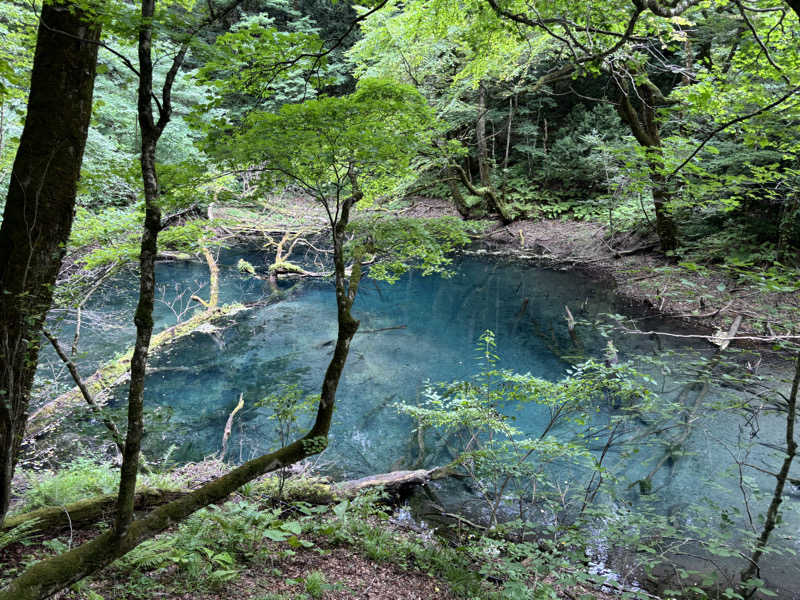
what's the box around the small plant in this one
[237,258,256,275]
[0,519,39,552]
[303,570,329,599]
[22,457,119,510]
[256,384,317,497]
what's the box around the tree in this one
[0,41,463,600]
[351,0,800,256]
[0,0,101,526]
[739,351,799,596]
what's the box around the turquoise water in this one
[38,247,800,596]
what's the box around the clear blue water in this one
[37,247,800,596]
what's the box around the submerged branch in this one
[42,330,125,455]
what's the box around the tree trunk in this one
[739,352,799,596]
[0,2,100,526]
[114,0,177,538]
[616,82,679,253]
[650,165,679,254]
[476,84,491,188]
[446,166,483,219]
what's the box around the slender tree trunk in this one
[114,0,175,537]
[476,83,491,189]
[777,193,798,264]
[0,2,100,526]
[739,352,799,596]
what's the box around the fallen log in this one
[2,488,188,535]
[4,466,458,535]
[25,304,247,441]
[26,248,244,441]
[334,465,458,498]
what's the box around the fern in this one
[0,518,40,551]
[118,537,174,571]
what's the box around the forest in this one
[0,0,799,598]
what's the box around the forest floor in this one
[2,463,622,600]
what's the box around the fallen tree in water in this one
[25,248,245,442]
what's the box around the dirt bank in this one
[479,218,799,343]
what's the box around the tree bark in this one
[0,2,100,526]
[616,82,679,253]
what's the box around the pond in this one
[39,246,800,596]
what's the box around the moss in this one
[269,260,305,274]
[256,475,334,504]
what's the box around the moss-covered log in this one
[3,466,456,539]
[2,489,188,535]
[26,247,233,443]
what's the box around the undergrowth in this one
[17,457,184,512]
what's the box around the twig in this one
[621,329,800,343]
[72,261,120,356]
[357,325,407,335]
[666,299,734,320]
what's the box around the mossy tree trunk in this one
[476,83,492,190]
[0,1,100,526]
[616,81,679,254]
[462,84,514,223]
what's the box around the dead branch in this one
[219,394,244,461]
[42,330,125,455]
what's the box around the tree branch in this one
[667,84,800,179]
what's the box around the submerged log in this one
[633,315,744,493]
[24,304,248,441]
[24,247,247,442]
